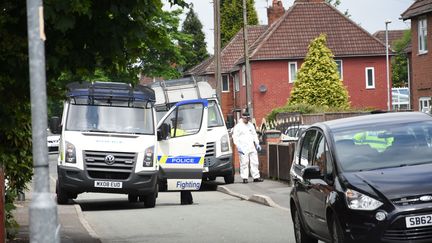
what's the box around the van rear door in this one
[156,99,208,191]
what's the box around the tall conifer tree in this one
[288,34,350,109]
[221,0,258,47]
[180,5,209,71]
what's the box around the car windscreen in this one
[66,104,154,134]
[332,120,432,172]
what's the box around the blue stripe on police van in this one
[157,155,201,164]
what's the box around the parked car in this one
[290,112,432,243]
[47,129,60,152]
[281,125,309,142]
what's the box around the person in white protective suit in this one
[232,112,264,183]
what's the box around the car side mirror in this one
[157,123,170,141]
[301,166,322,180]
[49,116,61,134]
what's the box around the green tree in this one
[0,0,187,237]
[288,34,350,109]
[392,29,411,87]
[180,6,209,71]
[221,0,258,47]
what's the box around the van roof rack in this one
[149,77,202,104]
[66,81,155,106]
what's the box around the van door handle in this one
[192,143,204,148]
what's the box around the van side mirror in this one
[49,116,61,134]
[157,123,170,141]
[226,114,234,129]
[301,166,322,180]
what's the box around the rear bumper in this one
[57,165,158,195]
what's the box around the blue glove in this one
[256,144,262,152]
[238,148,244,155]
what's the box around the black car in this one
[290,112,432,243]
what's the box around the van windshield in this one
[155,100,224,128]
[66,104,154,134]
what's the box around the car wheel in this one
[331,217,345,243]
[224,174,234,184]
[56,181,69,205]
[293,207,317,243]
[143,183,158,208]
[128,194,138,203]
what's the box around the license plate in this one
[94,181,123,188]
[406,214,432,228]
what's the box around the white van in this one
[52,81,209,207]
[149,78,234,186]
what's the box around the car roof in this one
[315,112,432,131]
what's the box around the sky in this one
[163,0,414,54]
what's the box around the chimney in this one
[267,0,285,26]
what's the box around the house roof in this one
[401,0,432,20]
[373,30,409,50]
[188,0,389,75]
[185,26,267,76]
[247,1,387,61]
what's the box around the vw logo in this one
[420,195,432,202]
[104,154,116,165]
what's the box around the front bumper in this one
[337,203,432,243]
[203,154,233,178]
[57,165,158,195]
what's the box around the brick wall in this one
[410,14,432,111]
[249,57,389,127]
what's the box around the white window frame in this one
[418,17,428,54]
[234,73,240,92]
[242,65,246,86]
[335,60,343,80]
[288,62,297,83]
[222,75,230,92]
[419,97,431,112]
[365,67,375,89]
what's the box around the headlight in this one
[221,134,229,152]
[65,141,76,163]
[345,189,383,211]
[143,146,154,167]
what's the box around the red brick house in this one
[402,0,432,112]
[187,0,390,126]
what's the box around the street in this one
[48,154,296,243]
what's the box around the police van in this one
[51,82,208,207]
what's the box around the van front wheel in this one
[224,174,234,184]
[56,181,69,205]
[143,183,158,208]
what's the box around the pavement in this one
[9,174,292,242]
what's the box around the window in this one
[288,62,297,83]
[299,130,317,166]
[418,18,428,54]
[365,67,375,89]
[335,60,343,80]
[163,103,204,138]
[222,75,229,92]
[234,73,240,92]
[242,65,246,86]
[419,97,431,113]
[313,133,333,180]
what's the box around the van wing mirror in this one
[157,123,170,141]
[49,116,61,134]
[301,166,322,180]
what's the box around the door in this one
[157,99,208,191]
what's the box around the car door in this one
[157,99,208,191]
[291,129,317,227]
[306,131,334,239]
